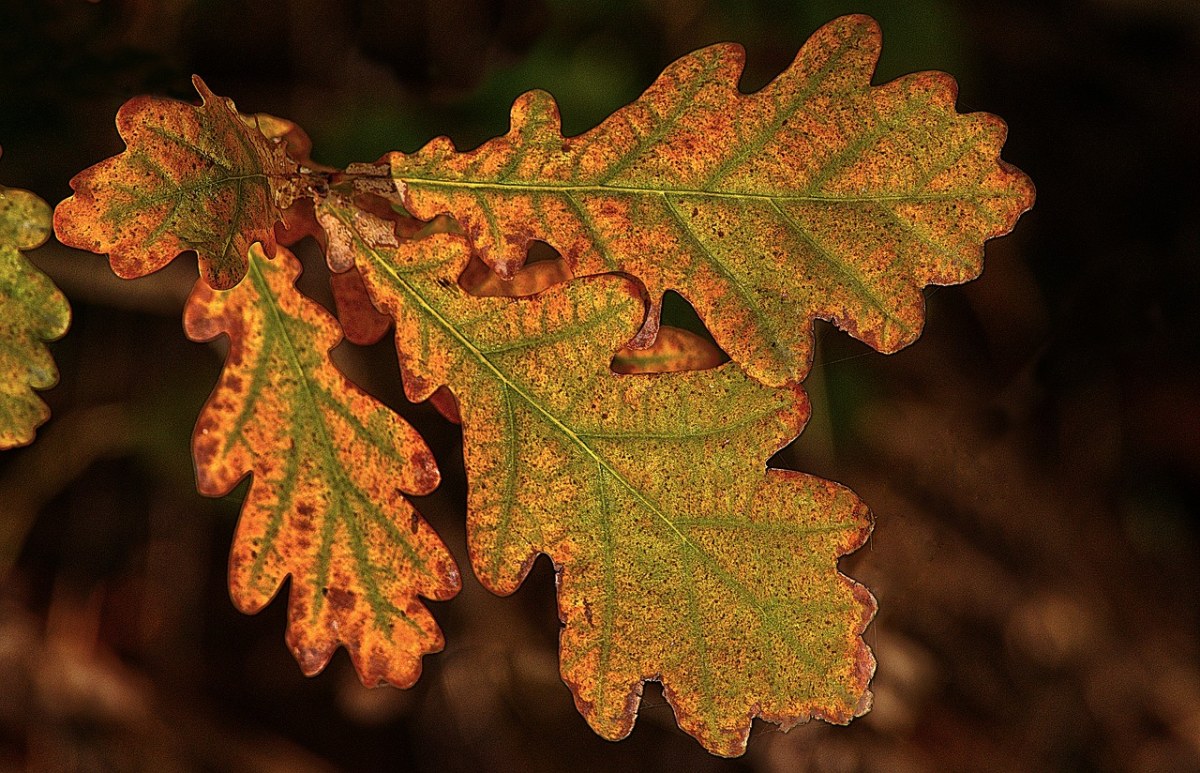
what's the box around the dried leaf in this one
[0,176,69,449]
[55,76,299,289]
[184,244,459,686]
[318,196,874,755]
[388,14,1034,385]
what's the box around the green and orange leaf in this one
[388,14,1034,386]
[55,76,301,289]
[318,195,874,755]
[0,174,69,449]
[184,244,459,687]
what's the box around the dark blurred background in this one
[1,0,1198,770]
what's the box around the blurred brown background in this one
[1,0,1198,770]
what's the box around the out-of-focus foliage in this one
[0,164,68,449]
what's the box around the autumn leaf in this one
[55,76,300,289]
[0,173,69,450]
[184,243,459,687]
[451,244,728,374]
[387,14,1034,386]
[318,195,875,756]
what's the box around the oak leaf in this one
[184,243,459,686]
[55,76,300,289]
[387,14,1034,385]
[318,195,874,756]
[0,172,69,449]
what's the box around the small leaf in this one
[427,386,461,425]
[388,14,1034,385]
[319,196,874,755]
[184,243,459,686]
[0,174,70,449]
[55,76,300,289]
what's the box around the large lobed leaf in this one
[0,176,69,449]
[184,244,459,686]
[318,195,875,756]
[387,14,1035,386]
[55,77,299,290]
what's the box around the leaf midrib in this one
[397,175,1011,205]
[246,256,419,632]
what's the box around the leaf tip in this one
[190,73,216,102]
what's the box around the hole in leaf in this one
[524,240,561,265]
[660,291,715,343]
[611,292,729,375]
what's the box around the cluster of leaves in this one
[44,15,1031,756]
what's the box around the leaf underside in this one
[184,244,459,686]
[55,76,298,289]
[319,195,875,756]
[389,13,1035,386]
[0,182,69,449]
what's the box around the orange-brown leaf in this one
[319,195,874,755]
[427,386,461,425]
[242,112,334,172]
[388,14,1034,386]
[55,76,299,289]
[184,244,458,687]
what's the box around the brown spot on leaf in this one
[325,587,357,612]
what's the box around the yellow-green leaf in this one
[318,195,874,756]
[184,244,459,686]
[55,76,299,289]
[388,14,1034,385]
[0,178,69,449]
